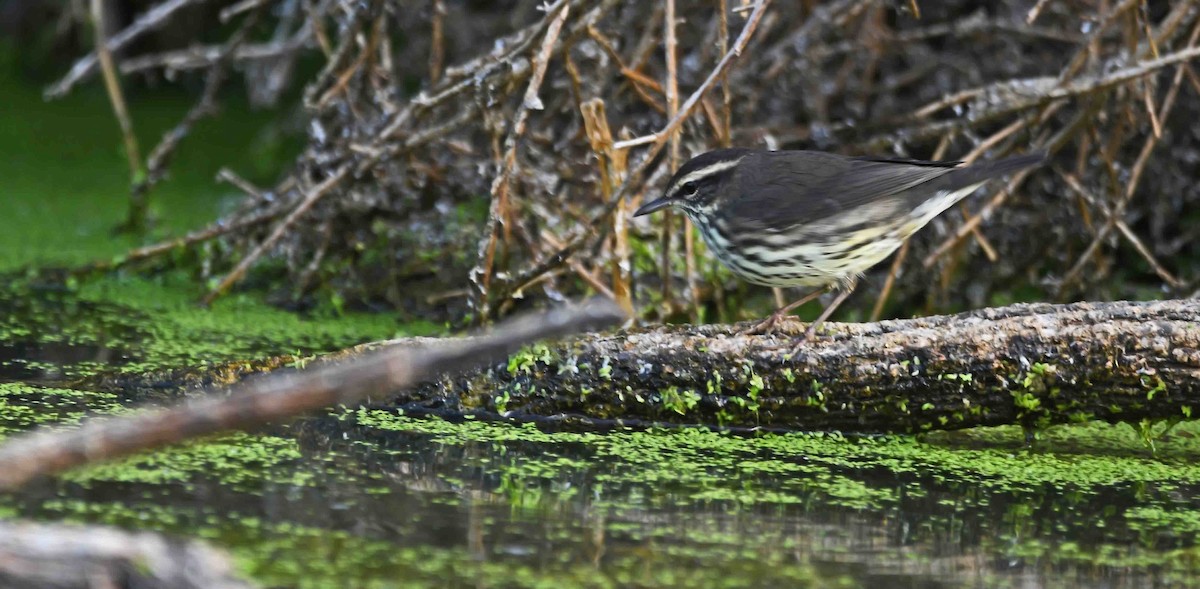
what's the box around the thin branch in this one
[869,240,909,322]
[117,31,309,75]
[202,163,352,305]
[130,6,265,203]
[1025,0,1051,24]
[219,0,271,21]
[1056,169,1180,288]
[45,0,212,99]
[429,0,446,84]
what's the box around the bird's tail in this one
[945,151,1047,190]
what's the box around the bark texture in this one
[407,299,1200,433]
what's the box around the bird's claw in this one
[737,310,790,336]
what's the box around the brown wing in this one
[721,151,960,232]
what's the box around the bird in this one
[633,147,1046,342]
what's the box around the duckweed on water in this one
[94,277,439,370]
[0,382,124,435]
[0,277,438,379]
[65,432,307,488]
[354,410,1200,496]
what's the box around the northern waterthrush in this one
[634,148,1046,338]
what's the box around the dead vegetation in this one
[45,0,1200,324]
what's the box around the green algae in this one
[0,270,439,383]
[332,412,1200,582]
[76,276,438,372]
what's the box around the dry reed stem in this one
[581,100,632,313]
[717,0,733,146]
[1025,0,1051,25]
[662,0,681,313]
[869,240,909,322]
[429,0,445,84]
[90,0,146,231]
[906,0,919,19]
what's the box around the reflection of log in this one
[0,521,252,589]
[409,300,1200,434]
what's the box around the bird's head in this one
[633,148,752,218]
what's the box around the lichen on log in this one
[405,299,1200,434]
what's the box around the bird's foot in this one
[737,309,794,336]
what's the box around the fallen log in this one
[407,299,1200,434]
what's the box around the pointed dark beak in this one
[634,196,676,217]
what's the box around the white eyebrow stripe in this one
[668,157,746,194]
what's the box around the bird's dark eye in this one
[681,182,698,197]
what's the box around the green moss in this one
[507,343,554,375]
[659,386,701,415]
[353,411,1200,503]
